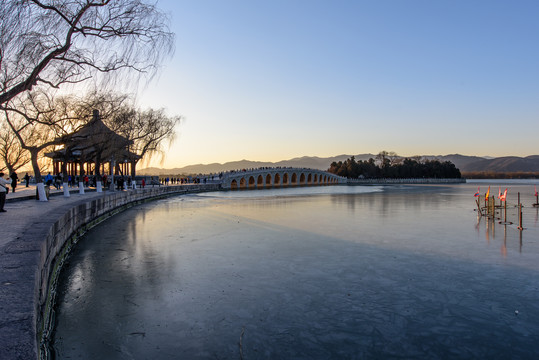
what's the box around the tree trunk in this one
[31,148,47,201]
[131,159,139,189]
[131,159,137,179]
[6,165,14,178]
[109,158,116,191]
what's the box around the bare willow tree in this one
[2,91,86,199]
[0,0,174,105]
[0,117,32,175]
[0,0,174,200]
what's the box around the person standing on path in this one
[0,172,11,212]
[10,171,18,193]
[24,173,30,187]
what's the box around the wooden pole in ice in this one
[518,192,523,230]
[504,197,507,223]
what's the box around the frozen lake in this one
[52,181,539,359]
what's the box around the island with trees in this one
[328,152,462,179]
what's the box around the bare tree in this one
[0,0,174,106]
[376,150,400,167]
[0,0,174,200]
[0,117,32,174]
[387,151,401,166]
[3,91,90,199]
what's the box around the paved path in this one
[0,183,165,359]
[2,184,119,249]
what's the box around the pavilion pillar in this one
[109,158,116,192]
[131,160,137,178]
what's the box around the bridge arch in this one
[231,179,238,190]
[265,174,272,187]
[257,175,264,188]
[240,177,247,189]
[283,173,289,186]
[248,176,256,189]
[291,173,297,185]
[274,173,281,187]
[299,173,306,185]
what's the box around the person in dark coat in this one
[10,171,18,193]
[24,173,30,187]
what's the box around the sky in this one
[138,0,539,169]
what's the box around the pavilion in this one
[45,110,141,179]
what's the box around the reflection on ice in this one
[196,184,383,198]
[52,183,539,359]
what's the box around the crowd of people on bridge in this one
[225,166,312,175]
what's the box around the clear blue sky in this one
[139,0,539,168]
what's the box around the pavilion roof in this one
[45,110,140,162]
[62,113,130,148]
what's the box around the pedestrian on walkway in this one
[0,172,11,212]
[24,173,30,187]
[45,172,53,186]
[10,171,18,193]
[54,173,62,190]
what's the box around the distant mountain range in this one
[138,154,539,176]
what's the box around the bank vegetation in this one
[328,152,462,179]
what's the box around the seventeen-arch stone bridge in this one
[220,168,346,190]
